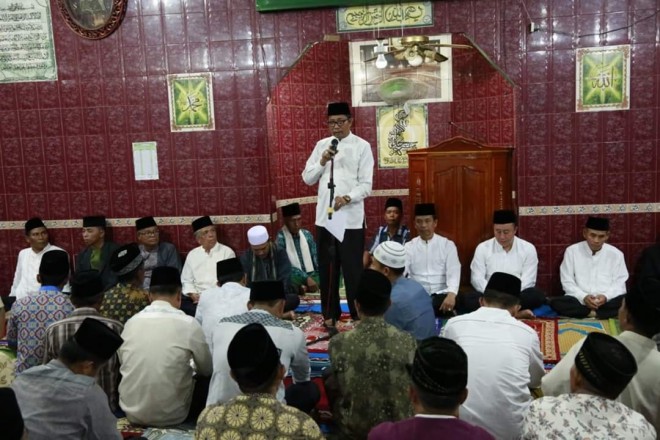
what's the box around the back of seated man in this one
[241,225,300,315]
[469,210,546,318]
[100,243,149,325]
[43,270,124,412]
[441,272,544,439]
[542,277,660,433]
[135,216,182,289]
[12,318,123,440]
[7,249,73,374]
[551,216,628,318]
[275,202,320,295]
[207,280,317,413]
[118,266,212,427]
[195,257,250,344]
[369,337,494,440]
[371,241,436,340]
[196,323,324,439]
[10,217,65,301]
[180,216,236,315]
[76,215,119,290]
[521,332,656,440]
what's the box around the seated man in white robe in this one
[405,203,461,317]
[521,332,655,440]
[195,257,250,344]
[551,216,628,318]
[441,272,544,439]
[470,210,546,318]
[542,277,660,433]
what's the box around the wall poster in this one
[576,45,630,112]
[167,73,215,132]
[376,103,427,169]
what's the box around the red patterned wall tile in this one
[37,82,61,109]
[176,188,199,215]
[154,189,176,216]
[221,187,242,215]
[575,174,602,204]
[14,83,36,110]
[550,174,574,205]
[46,165,67,191]
[551,143,575,175]
[603,142,628,173]
[69,192,90,219]
[630,213,655,243]
[630,172,655,203]
[127,106,150,133]
[40,109,64,138]
[576,143,602,174]
[577,112,602,143]
[631,108,656,140]
[526,144,549,176]
[174,160,197,188]
[25,166,46,194]
[4,167,25,194]
[48,192,70,219]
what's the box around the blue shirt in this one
[384,277,436,340]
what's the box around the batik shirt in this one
[99,282,149,325]
[195,393,323,440]
[7,287,74,373]
[520,393,656,440]
[328,316,416,439]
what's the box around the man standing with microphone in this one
[302,102,374,327]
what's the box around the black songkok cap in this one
[585,216,609,231]
[0,388,24,440]
[409,337,468,396]
[82,216,106,228]
[228,323,280,388]
[110,243,144,276]
[356,269,391,308]
[25,217,45,234]
[575,332,637,397]
[250,280,286,302]
[217,257,244,279]
[414,203,436,217]
[485,272,521,298]
[281,203,301,218]
[135,216,157,231]
[385,197,403,211]
[327,102,351,117]
[39,250,70,277]
[493,209,517,224]
[150,266,182,288]
[192,215,213,233]
[74,318,123,361]
[71,270,104,298]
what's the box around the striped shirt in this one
[43,308,123,412]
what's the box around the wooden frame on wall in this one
[55,0,128,40]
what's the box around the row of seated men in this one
[1,260,659,439]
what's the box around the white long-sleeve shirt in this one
[560,241,628,304]
[470,236,538,292]
[180,243,236,295]
[207,309,310,406]
[441,307,544,440]
[195,282,250,345]
[10,244,64,299]
[405,234,461,295]
[302,132,374,229]
[118,300,212,426]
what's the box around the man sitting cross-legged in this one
[195,257,250,345]
[441,272,544,439]
[195,322,324,439]
[327,269,417,439]
[542,276,660,433]
[521,332,656,439]
[369,337,494,440]
[12,318,123,440]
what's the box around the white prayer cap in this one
[247,225,269,246]
[373,241,406,269]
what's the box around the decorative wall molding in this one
[518,203,660,216]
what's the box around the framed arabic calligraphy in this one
[167,73,216,132]
[337,2,433,32]
[55,0,127,39]
[576,45,630,112]
[376,104,427,169]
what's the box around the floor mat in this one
[558,319,611,357]
[521,319,560,363]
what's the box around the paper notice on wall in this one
[132,142,159,180]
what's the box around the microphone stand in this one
[327,157,335,220]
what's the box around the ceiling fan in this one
[366,35,472,68]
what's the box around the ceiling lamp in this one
[404,47,424,67]
[373,39,389,69]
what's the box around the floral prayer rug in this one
[293,312,354,353]
[558,319,615,357]
[521,319,560,363]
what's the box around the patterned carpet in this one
[558,318,621,357]
[521,319,560,363]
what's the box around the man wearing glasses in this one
[135,216,182,289]
[302,102,374,326]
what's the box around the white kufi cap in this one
[373,241,407,269]
[247,225,269,246]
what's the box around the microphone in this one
[330,138,338,153]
